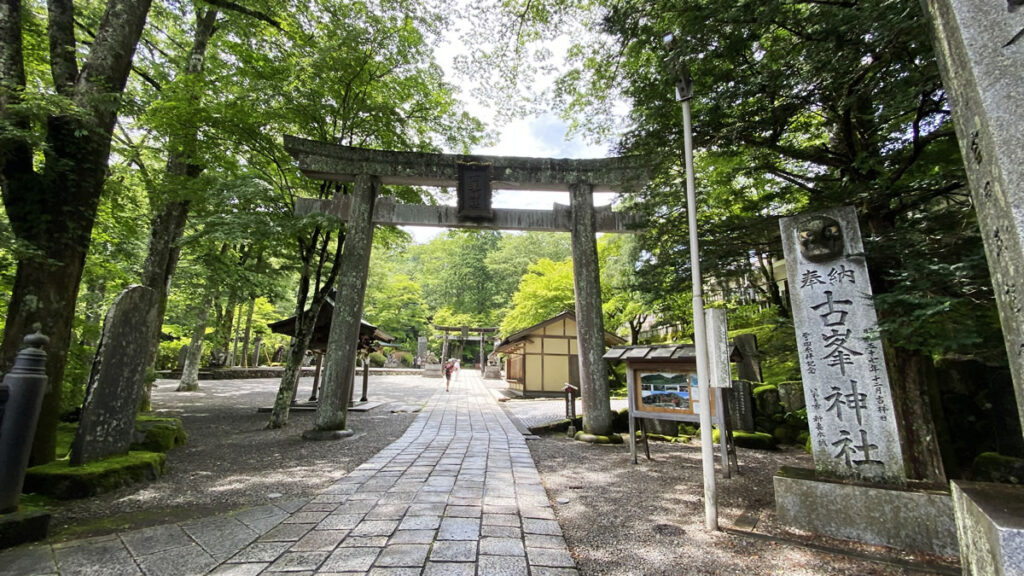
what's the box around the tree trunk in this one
[177,300,211,392]
[230,302,242,366]
[360,354,369,402]
[887,346,948,485]
[240,297,255,368]
[217,294,236,366]
[0,253,86,464]
[1,0,153,465]
[79,278,106,387]
[266,305,321,428]
[863,210,948,485]
[140,7,218,385]
[756,251,788,315]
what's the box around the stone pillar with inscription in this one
[921,4,1024,573]
[772,207,958,555]
[780,206,905,485]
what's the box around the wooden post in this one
[441,333,449,363]
[479,332,485,375]
[309,353,323,402]
[569,181,613,436]
[308,174,378,438]
[360,354,369,402]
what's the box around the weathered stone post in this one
[307,175,378,439]
[0,333,49,514]
[309,353,323,402]
[251,336,262,368]
[569,180,614,437]
[479,332,485,375]
[921,4,1024,573]
[71,286,159,465]
[921,0,1024,443]
[417,336,427,366]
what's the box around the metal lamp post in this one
[664,33,718,531]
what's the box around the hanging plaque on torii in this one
[457,162,493,220]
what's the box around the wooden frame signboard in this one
[605,345,735,474]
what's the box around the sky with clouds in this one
[400,27,622,243]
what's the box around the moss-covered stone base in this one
[733,431,778,450]
[0,506,50,549]
[574,431,624,444]
[641,433,691,443]
[24,451,167,500]
[132,416,188,452]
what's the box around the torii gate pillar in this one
[570,182,613,436]
[305,174,379,439]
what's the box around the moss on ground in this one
[52,416,187,457]
[641,433,691,443]
[712,428,777,450]
[971,452,1024,484]
[733,431,777,450]
[24,451,167,500]
[55,422,77,459]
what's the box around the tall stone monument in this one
[70,286,158,465]
[921,3,1024,573]
[780,206,905,485]
[773,207,957,555]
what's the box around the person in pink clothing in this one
[443,360,454,392]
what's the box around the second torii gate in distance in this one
[432,325,498,375]
[286,136,649,441]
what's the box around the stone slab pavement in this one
[478,377,627,432]
[0,372,579,576]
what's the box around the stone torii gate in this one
[432,325,498,375]
[285,136,649,441]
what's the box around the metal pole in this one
[682,93,718,531]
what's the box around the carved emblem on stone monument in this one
[797,215,844,262]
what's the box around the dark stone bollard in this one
[0,333,49,514]
[564,383,579,438]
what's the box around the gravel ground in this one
[527,432,960,575]
[46,375,440,541]
[44,374,960,575]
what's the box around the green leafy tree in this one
[500,258,576,335]
[599,234,650,344]
[547,0,991,483]
[485,231,572,312]
[204,0,484,428]
[410,230,502,323]
[364,246,430,350]
[1,0,153,464]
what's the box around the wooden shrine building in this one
[495,311,624,396]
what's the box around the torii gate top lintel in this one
[284,135,652,193]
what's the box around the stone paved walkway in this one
[0,373,578,576]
